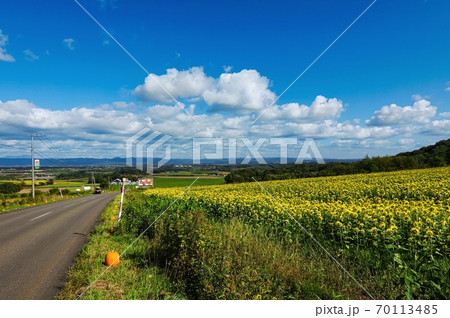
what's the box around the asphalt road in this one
[0,192,118,299]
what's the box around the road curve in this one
[0,193,118,299]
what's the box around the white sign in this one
[138,178,153,186]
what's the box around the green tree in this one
[100,180,110,189]
[0,182,22,194]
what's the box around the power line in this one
[0,119,33,133]
[0,120,96,168]
[37,135,79,167]
[0,121,78,167]
[40,135,67,158]
[33,150,74,168]
[0,140,68,169]
[0,142,30,152]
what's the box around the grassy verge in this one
[145,210,377,299]
[57,195,184,300]
[0,182,122,214]
[0,191,92,214]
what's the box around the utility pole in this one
[31,133,43,200]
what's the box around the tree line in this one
[225,139,450,183]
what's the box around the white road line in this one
[30,211,53,221]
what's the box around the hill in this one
[397,138,450,167]
[225,138,450,183]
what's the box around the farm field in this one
[152,176,225,188]
[0,179,104,213]
[0,179,93,190]
[45,180,92,187]
[119,166,449,299]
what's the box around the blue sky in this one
[0,0,449,161]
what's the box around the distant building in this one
[138,178,153,187]
[110,178,122,185]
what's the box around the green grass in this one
[159,170,227,176]
[0,179,92,188]
[47,181,91,187]
[153,177,225,188]
[145,210,371,299]
[57,195,184,300]
[0,177,121,214]
[163,171,206,176]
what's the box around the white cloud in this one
[23,49,39,62]
[133,67,214,103]
[202,69,276,112]
[360,139,389,147]
[223,65,232,73]
[446,87,450,92]
[111,101,135,109]
[249,120,397,140]
[365,99,437,126]
[425,119,450,135]
[0,99,142,137]
[0,95,447,160]
[398,138,414,145]
[145,104,191,122]
[258,95,344,122]
[63,38,75,50]
[222,115,249,129]
[0,29,15,62]
[2,58,449,160]
[133,67,276,113]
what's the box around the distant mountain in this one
[0,156,358,168]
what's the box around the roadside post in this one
[118,178,126,223]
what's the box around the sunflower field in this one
[121,167,449,299]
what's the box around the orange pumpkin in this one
[105,251,120,267]
[110,216,116,221]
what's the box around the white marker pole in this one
[118,180,125,223]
